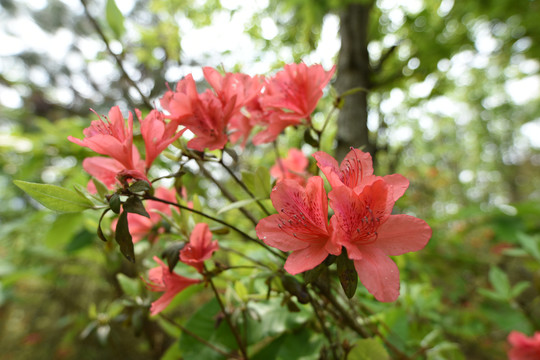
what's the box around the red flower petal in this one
[375,215,432,256]
[353,246,400,302]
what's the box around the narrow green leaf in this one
[14,180,94,212]
[123,196,150,218]
[92,178,109,199]
[234,281,249,302]
[517,233,540,261]
[255,167,271,198]
[488,266,511,299]
[115,211,135,262]
[511,281,531,298]
[217,198,262,214]
[348,338,390,360]
[337,250,358,299]
[106,0,125,39]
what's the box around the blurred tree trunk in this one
[335,3,375,161]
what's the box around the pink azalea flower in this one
[182,89,234,151]
[253,63,335,144]
[256,176,341,275]
[145,256,200,316]
[228,96,266,147]
[313,148,409,201]
[161,74,236,151]
[263,63,336,121]
[68,106,136,170]
[160,75,197,124]
[203,67,263,112]
[508,331,540,360]
[139,109,186,170]
[180,223,219,273]
[270,148,309,185]
[329,179,431,302]
[82,146,147,192]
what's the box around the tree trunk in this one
[335,3,374,161]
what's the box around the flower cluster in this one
[257,148,432,302]
[69,63,334,191]
[144,223,219,315]
[161,63,335,149]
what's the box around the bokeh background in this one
[1,0,539,359]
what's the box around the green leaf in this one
[14,180,94,212]
[178,299,235,359]
[161,242,186,273]
[488,266,511,299]
[115,211,135,262]
[517,233,540,261]
[511,281,531,298]
[109,193,121,214]
[348,338,390,360]
[242,168,271,199]
[64,229,95,253]
[92,178,109,199]
[44,213,83,249]
[106,0,125,39]
[116,273,140,297]
[129,180,151,193]
[234,281,249,302]
[123,196,150,218]
[337,250,358,299]
[217,198,262,214]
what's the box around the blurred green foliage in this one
[1,0,539,359]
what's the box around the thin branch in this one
[80,0,153,109]
[309,297,339,360]
[372,43,400,73]
[220,245,273,270]
[159,314,233,358]
[143,194,286,260]
[315,283,412,360]
[205,265,249,359]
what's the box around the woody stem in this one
[143,194,285,261]
[309,296,339,360]
[204,264,249,359]
[80,0,152,109]
[158,314,232,357]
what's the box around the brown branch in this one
[80,0,153,109]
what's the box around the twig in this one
[309,297,339,360]
[159,314,233,358]
[80,0,153,109]
[205,265,249,359]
